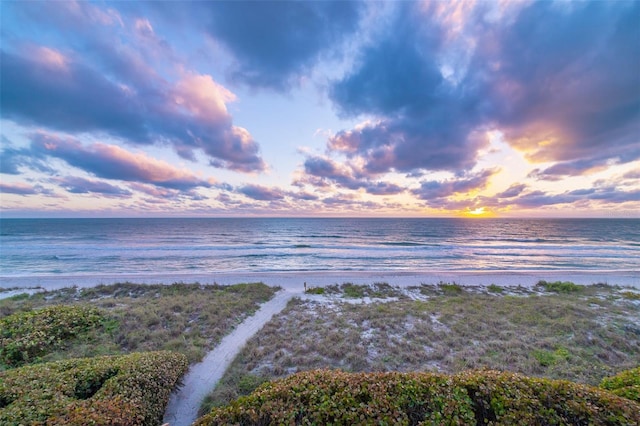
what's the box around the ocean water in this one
[0,218,638,278]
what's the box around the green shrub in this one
[600,367,640,402]
[0,351,188,425]
[342,283,366,298]
[438,282,464,295]
[487,284,504,293]
[537,280,582,293]
[195,369,640,426]
[531,347,571,367]
[0,305,104,367]
[305,286,325,295]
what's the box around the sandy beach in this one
[1,270,639,293]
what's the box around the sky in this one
[1,0,639,218]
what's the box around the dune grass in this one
[0,282,277,367]
[201,282,640,414]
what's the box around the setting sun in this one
[464,207,495,218]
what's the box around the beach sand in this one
[1,270,638,293]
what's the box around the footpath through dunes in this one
[163,289,296,426]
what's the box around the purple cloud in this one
[480,185,640,211]
[302,156,404,195]
[412,169,498,201]
[327,1,640,178]
[193,1,363,91]
[480,1,640,167]
[0,1,266,173]
[54,176,132,197]
[239,184,285,201]
[0,182,43,195]
[496,184,527,199]
[30,132,213,190]
[0,142,54,175]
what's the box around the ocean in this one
[1,218,638,281]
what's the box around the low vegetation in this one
[536,280,583,293]
[0,351,188,425]
[1,305,103,367]
[195,369,640,426]
[600,366,640,403]
[202,283,640,413]
[0,282,277,365]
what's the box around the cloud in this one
[0,143,54,175]
[508,187,640,209]
[480,1,640,167]
[238,184,285,201]
[526,157,621,181]
[0,182,45,195]
[412,169,498,201]
[302,156,404,195]
[1,48,148,139]
[1,1,266,173]
[496,184,527,199]
[54,176,132,197]
[325,1,640,179]
[30,132,213,190]
[479,184,640,211]
[197,1,363,90]
[327,2,491,174]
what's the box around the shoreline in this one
[1,270,638,292]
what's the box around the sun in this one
[463,207,495,218]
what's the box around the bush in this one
[487,284,504,293]
[195,369,640,425]
[0,305,103,367]
[600,367,640,403]
[537,280,582,293]
[0,351,188,425]
[438,282,464,295]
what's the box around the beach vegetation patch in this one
[0,350,187,425]
[305,286,325,295]
[333,282,402,299]
[205,284,640,410]
[600,367,640,402]
[342,283,366,298]
[195,369,640,426]
[487,284,504,293]
[0,305,103,368]
[537,280,582,293]
[0,282,278,365]
[531,347,571,367]
[438,282,464,295]
[620,291,640,300]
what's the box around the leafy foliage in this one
[438,282,465,295]
[600,367,640,403]
[0,305,103,367]
[0,351,188,425]
[487,284,504,293]
[196,369,640,425]
[536,280,582,293]
[305,286,325,295]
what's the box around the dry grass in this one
[0,282,277,365]
[201,282,640,414]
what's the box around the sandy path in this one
[163,289,296,426]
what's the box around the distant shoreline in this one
[1,270,638,292]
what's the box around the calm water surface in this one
[0,218,638,277]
